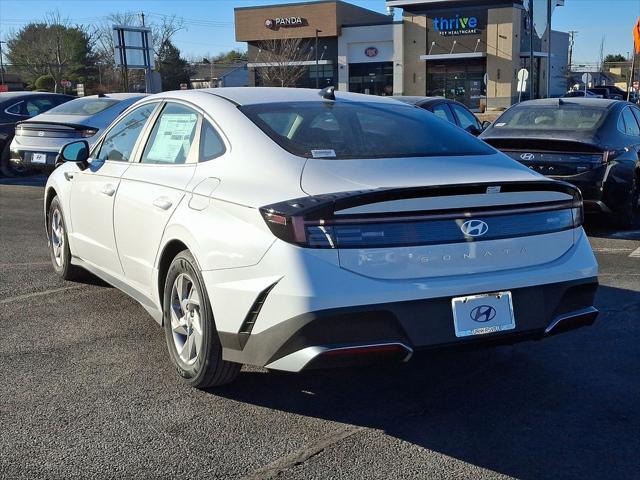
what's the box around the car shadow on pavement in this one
[212,284,639,480]
[583,215,640,241]
[0,173,48,187]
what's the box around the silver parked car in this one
[10,93,147,173]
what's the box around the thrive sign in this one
[433,14,480,36]
[264,17,306,30]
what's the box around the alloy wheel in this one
[50,209,65,267]
[170,273,203,366]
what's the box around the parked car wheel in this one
[48,196,84,280]
[163,250,240,388]
[0,141,24,177]
[612,176,640,229]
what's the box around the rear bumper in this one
[9,147,59,171]
[220,277,598,371]
[209,229,599,371]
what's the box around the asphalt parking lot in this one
[1,176,639,480]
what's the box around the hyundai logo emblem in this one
[520,153,535,161]
[460,219,489,237]
[470,305,497,323]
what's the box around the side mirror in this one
[58,140,90,170]
[481,120,492,130]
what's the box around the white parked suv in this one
[45,87,599,388]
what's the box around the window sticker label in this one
[311,149,336,158]
[145,113,198,163]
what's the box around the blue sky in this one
[1,0,639,64]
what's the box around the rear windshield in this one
[494,105,607,131]
[239,101,494,159]
[46,97,120,116]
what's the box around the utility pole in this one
[529,1,534,100]
[140,11,145,27]
[568,30,578,70]
[315,29,321,89]
[546,0,552,98]
[0,41,5,87]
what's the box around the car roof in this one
[78,93,147,101]
[392,96,454,106]
[152,87,401,106]
[515,97,620,108]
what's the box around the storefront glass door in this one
[348,62,394,96]
[426,61,486,111]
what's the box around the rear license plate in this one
[31,153,47,164]
[452,291,515,338]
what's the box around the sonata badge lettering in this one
[433,14,480,36]
[460,219,489,237]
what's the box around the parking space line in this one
[593,247,634,253]
[629,247,640,258]
[0,285,86,305]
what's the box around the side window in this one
[96,103,157,162]
[200,121,226,161]
[25,98,56,116]
[141,103,199,165]
[451,103,481,131]
[631,108,640,135]
[6,102,25,116]
[430,103,455,124]
[621,107,640,136]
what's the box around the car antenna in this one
[558,97,565,106]
[98,93,106,98]
[319,85,336,101]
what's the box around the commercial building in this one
[235,1,403,95]
[234,0,570,110]
[393,0,568,109]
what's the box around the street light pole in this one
[0,41,6,87]
[315,29,321,89]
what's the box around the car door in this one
[450,102,483,136]
[113,101,201,295]
[68,102,159,276]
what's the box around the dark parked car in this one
[10,93,147,174]
[0,92,74,176]
[481,98,640,227]
[393,96,490,136]
[588,86,627,100]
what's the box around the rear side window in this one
[141,103,199,165]
[430,103,455,123]
[621,107,640,136]
[495,105,607,131]
[200,121,226,161]
[48,98,120,116]
[25,98,56,116]
[240,102,494,159]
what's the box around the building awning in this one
[519,52,551,58]
[420,52,486,61]
[248,60,332,68]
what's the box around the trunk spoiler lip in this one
[261,180,582,220]
[15,121,92,131]
[482,135,603,151]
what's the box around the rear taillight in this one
[80,129,98,138]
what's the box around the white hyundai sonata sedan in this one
[45,87,599,387]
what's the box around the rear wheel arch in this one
[45,187,58,233]
[157,239,191,316]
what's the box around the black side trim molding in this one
[238,279,281,349]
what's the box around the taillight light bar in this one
[259,181,584,249]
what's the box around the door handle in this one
[101,184,116,196]
[153,197,173,210]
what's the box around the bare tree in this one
[255,36,312,87]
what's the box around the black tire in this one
[163,250,240,388]
[48,196,84,280]
[0,139,25,177]
[611,176,639,229]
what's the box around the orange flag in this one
[634,17,640,54]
